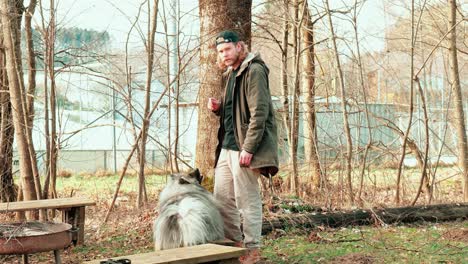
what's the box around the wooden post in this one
[77,206,85,244]
[63,206,86,245]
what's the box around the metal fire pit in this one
[0,221,73,263]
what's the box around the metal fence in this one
[12,102,467,174]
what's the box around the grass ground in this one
[262,221,468,263]
[1,170,467,263]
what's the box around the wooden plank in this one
[212,238,237,246]
[0,197,95,212]
[84,244,247,264]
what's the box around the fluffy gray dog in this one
[153,169,224,250]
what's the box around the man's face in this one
[217,42,241,68]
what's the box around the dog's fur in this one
[153,169,224,250]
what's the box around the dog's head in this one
[158,168,206,208]
[169,168,203,186]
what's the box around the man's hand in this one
[207,97,220,112]
[239,150,253,167]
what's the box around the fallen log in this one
[262,203,468,235]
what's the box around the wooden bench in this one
[0,197,96,245]
[84,243,247,264]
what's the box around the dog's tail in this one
[154,206,184,250]
[177,197,224,246]
[154,197,224,250]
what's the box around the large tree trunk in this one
[0,0,37,206]
[448,0,468,202]
[301,1,321,189]
[196,0,252,180]
[0,32,17,202]
[262,203,468,235]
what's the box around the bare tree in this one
[349,0,373,202]
[395,0,416,205]
[46,0,58,199]
[448,0,468,202]
[0,0,38,207]
[301,0,322,189]
[281,0,291,145]
[38,0,51,199]
[172,0,181,172]
[0,27,17,202]
[136,0,160,208]
[289,0,304,196]
[103,0,201,219]
[161,0,175,173]
[324,0,354,204]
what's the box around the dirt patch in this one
[442,228,468,243]
[329,253,377,264]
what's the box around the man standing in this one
[207,30,279,264]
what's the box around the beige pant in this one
[214,149,262,249]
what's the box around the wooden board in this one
[211,238,237,246]
[0,197,95,212]
[84,244,247,264]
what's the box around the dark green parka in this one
[214,52,279,176]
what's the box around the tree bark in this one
[281,0,291,145]
[300,1,321,189]
[448,0,468,202]
[40,7,51,199]
[47,0,58,199]
[0,0,37,205]
[0,32,17,202]
[25,0,36,125]
[262,203,468,234]
[196,0,252,180]
[289,0,301,197]
[24,0,42,204]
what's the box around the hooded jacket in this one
[214,52,279,176]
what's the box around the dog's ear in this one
[179,176,190,185]
[189,168,203,184]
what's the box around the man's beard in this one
[224,53,240,67]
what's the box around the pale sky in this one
[33,0,392,52]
